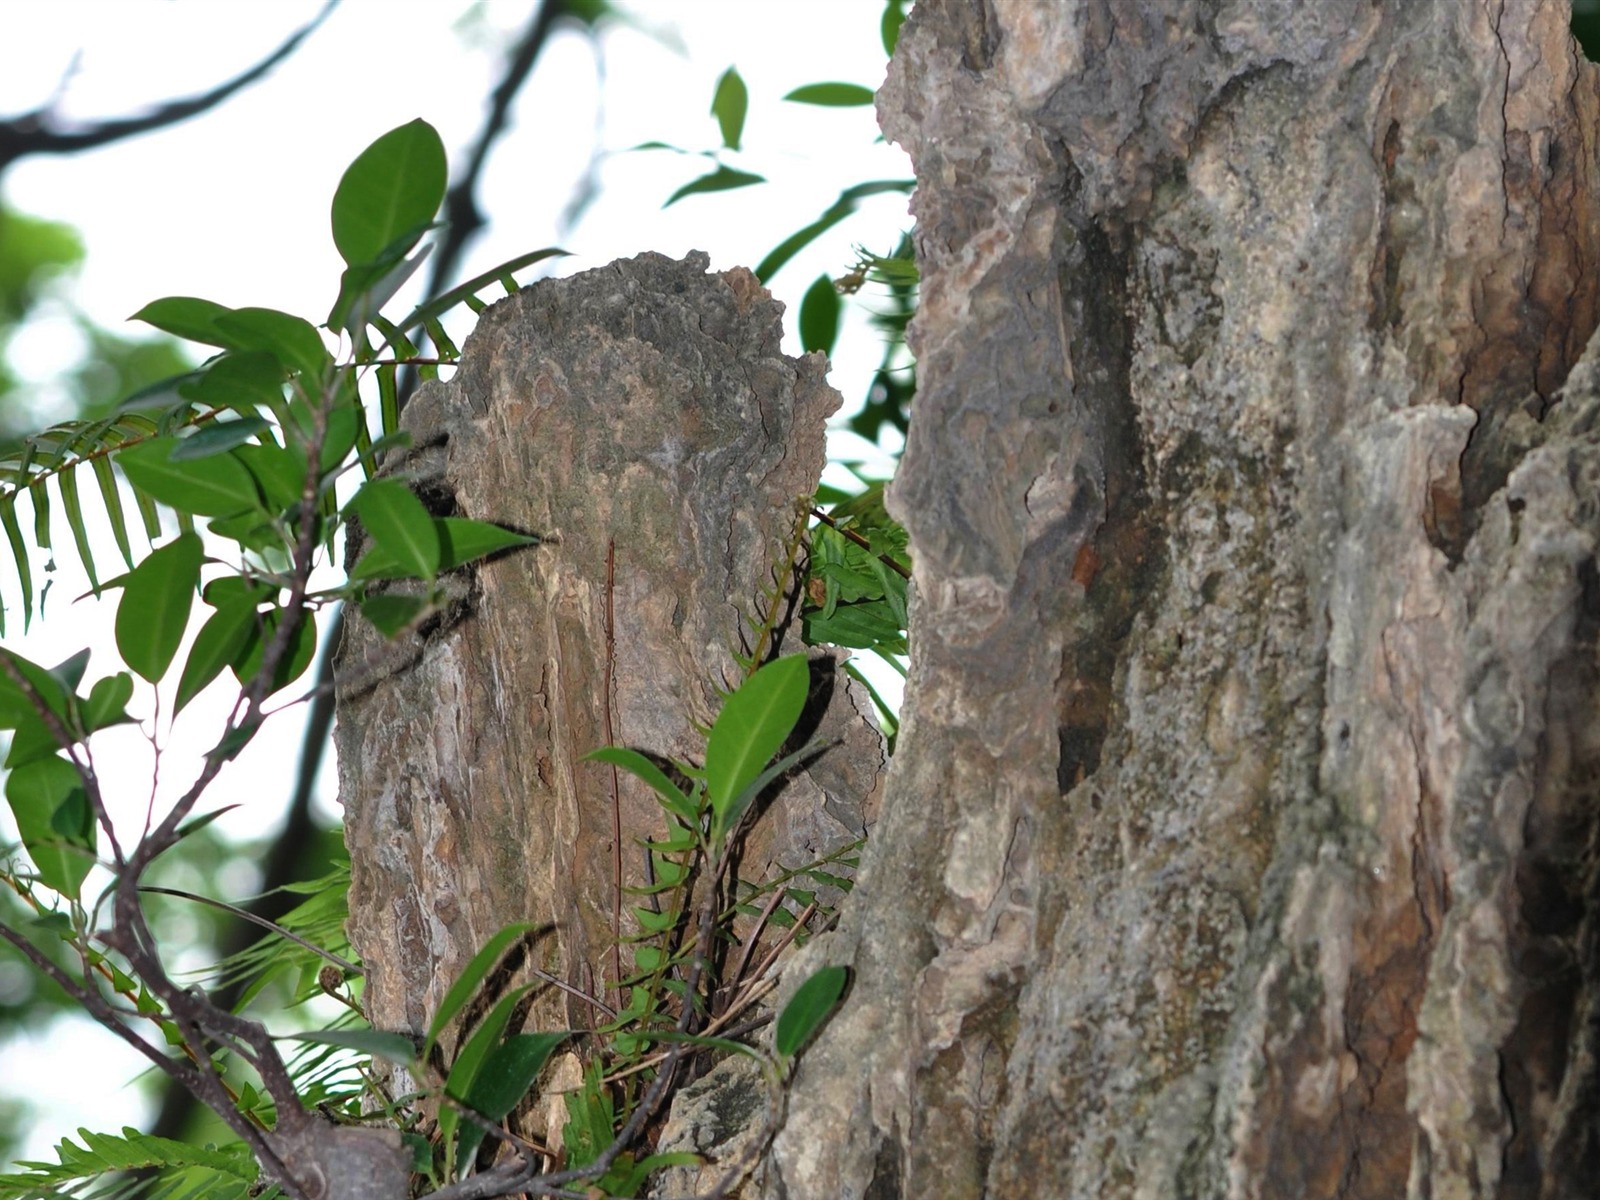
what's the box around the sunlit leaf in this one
[331,118,447,268]
[704,654,809,827]
[115,532,202,683]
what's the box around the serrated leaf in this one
[116,437,261,518]
[665,165,766,208]
[353,479,439,580]
[784,82,875,106]
[711,66,748,150]
[422,922,539,1063]
[115,531,203,683]
[799,274,842,356]
[775,964,848,1057]
[704,654,809,826]
[332,119,447,268]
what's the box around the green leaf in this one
[711,66,748,150]
[179,349,289,418]
[354,479,440,580]
[1,494,32,633]
[704,654,809,825]
[784,82,875,107]
[212,307,330,383]
[332,118,447,268]
[422,922,538,1063]
[167,416,272,461]
[439,983,535,1164]
[359,593,432,639]
[799,274,842,356]
[91,455,134,569]
[57,468,98,594]
[231,606,317,695]
[665,166,766,209]
[719,738,828,838]
[233,441,309,511]
[803,598,908,652]
[5,755,95,898]
[131,296,235,347]
[392,247,568,338]
[117,437,261,517]
[775,964,848,1057]
[83,672,134,733]
[454,1031,569,1173]
[115,531,203,683]
[351,516,540,581]
[754,180,914,282]
[281,1027,420,1065]
[0,649,69,729]
[175,601,258,713]
[882,0,907,55]
[583,746,697,822]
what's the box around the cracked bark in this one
[767,3,1600,1198]
[335,252,884,1105]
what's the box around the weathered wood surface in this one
[769,2,1600,1197]
[335,252,883,1074]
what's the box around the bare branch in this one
[0,0,339,174]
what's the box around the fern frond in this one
[0,1127,258,1200]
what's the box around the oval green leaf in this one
[799,274,842,356]
[332,118,447,268]
[784,82,875,107]
[775,964,848,1058]
[711,66,748,150]
[168,417,272,462]
[212,307,330,382]
[5,755,95,898]
[354,479,440,580]
[115,532,203,683]
[176,602,258,713]
[131,296,236,347]
[117,438,262,518]
[704,654,809,820]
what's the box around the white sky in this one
[0,0,911,1161]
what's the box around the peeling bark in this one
[335,252,884,1085]
[769,3,1600,1198]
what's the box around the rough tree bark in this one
[336,252,882,1094]
[768,2,1600,1198]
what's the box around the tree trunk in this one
[336,252,883,1081]
[769,2,1600,1198]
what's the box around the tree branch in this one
[0,0,338,173]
